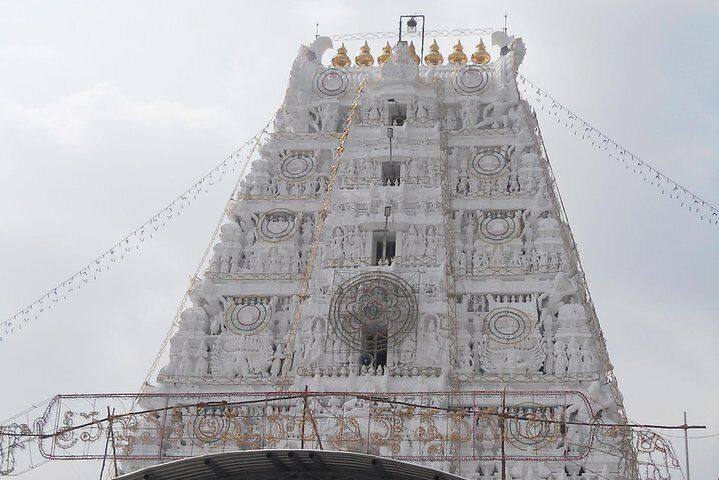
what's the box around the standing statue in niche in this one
[416,99,428,121]
[425,226,438,257]
[566,337,582,373]
[210,311,223,335]
[179,339,195,375]
[320,104,339,132]
[540,307,554,335]
[305,317,327,366]
[446,109,458,130]
[367,96,382,123]
[418,316,443,366]
[308,105,321,132]
[270,342,285,377]
[522,184,552,231]
[195,339,210,375]
[461,101,475,129]
[553,340,568,374]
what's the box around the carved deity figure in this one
[418,316,443,366]
[416,99,428,120]
[476,88,517,129]
[538,272,578,316]
[553,340,568,374]
[195,339,210,375]
[367,96,382,123]
[566,337,581,373]
[179,340,195,375]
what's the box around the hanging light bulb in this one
[407,17,417,33]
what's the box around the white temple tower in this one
[127,34,635,480]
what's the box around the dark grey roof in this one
[117,449,467,480]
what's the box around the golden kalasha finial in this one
[408,41,420,65]
[471,39,491,64]
[331,43,351,68]
[448,40,468,65]
[377,41,392,65]
[355,41,374,66]
[424,39,443,65]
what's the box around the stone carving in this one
[146,37,630,480]
[313,68,350,98]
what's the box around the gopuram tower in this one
[118,33,636,480]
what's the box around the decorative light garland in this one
[517,74,719,226]
[331,28,493,41]
[0,127,270,342]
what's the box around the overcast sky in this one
[0,1,717,479]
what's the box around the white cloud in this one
[290,0,359,25]
[0,83,241,148]
[0,44,59,63]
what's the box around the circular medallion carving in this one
[329,272,417,351]
[469,149,508,178]
[258,209,299,242]
[484,308,531,344]
[190,410,231,446]
[507,402,561,450]
[452,65,491,95]
[224,300,271,335]
[314,68,350,98]
[479,212,520,243]
[280,152,315,181]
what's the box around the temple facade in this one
[129,34,633,479]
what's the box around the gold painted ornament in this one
[331,43,351,68]
[408,41,420,65]
[448,40,468,65]
[355,41,374,66]
[424,39,443,65]
[471,39,491,64]
[377,41,392,65]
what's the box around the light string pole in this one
[683,411,690,480]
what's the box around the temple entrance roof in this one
[117,449,466,480]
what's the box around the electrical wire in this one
[517,74,719,227]
[0,392,706,440]
[133,119,272,403]
[0,126,270,343]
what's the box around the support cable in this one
[0,125,271,343]
[517,74,719,227]
[133,120,271,400]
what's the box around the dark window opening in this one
[373,231,396,266]
[388,102,407,126]
[381,162,402,186]
[362,326,388,368]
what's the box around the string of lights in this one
[0,126,270,343]
[0,392,705,440]
[331,27,493,41]
[134,120,272,400]
[649,430,719,440]
[517,74,719,227]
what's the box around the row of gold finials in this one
[331,39,492,67]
